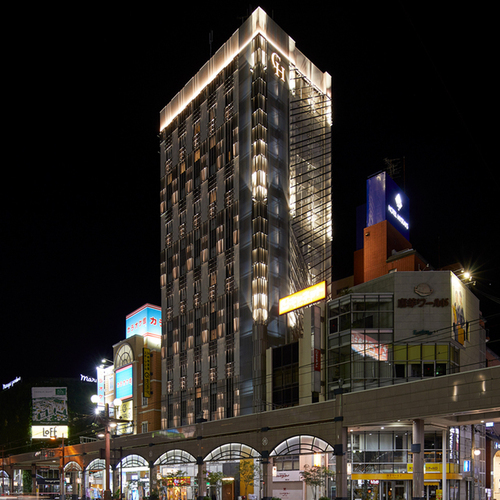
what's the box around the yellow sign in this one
[407,463,458,473]
[279,281,326,315]
[143,348,151,398]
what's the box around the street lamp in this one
[51,433,66,500]
[92,397,130,500]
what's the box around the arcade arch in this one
[270,435,334,500]
[64,461,83,499]
[155,450,197,500]
[85,459,113,500]
[494,448,500,500]
[0,470,9,495]
[116,454,150,500]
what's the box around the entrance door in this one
[381,481,407,500]
[222,482,233,500]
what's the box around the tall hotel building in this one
[159,8,332,426]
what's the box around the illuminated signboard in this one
[126,304,162,340]
[451,274,468,346]
[143,348,151,398]
[366,172,410,240]
[32,425,69,440]
[279,281,327,315]
[116,364,133,401]
[32,387,68,424]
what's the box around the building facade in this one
[158,8,332,425]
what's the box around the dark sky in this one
[1,2,498,384]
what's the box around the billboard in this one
[451,274,468,345]
[31,387,68,440]
[367,171,410,240]
[279,281,327,315]
[126,304,162,341]
[116,364,133,401]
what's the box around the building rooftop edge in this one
[159,7,331,132]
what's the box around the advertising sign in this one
[351,331,388,361]
[366,172,410,240]
[32,425,69,440]
[279,282,326,315]
[126,304,162,340]
[116,364,133,401]
[143,348,151,398]
[32,387,68,424]
[451,274,468,345]
[31,387,68,440]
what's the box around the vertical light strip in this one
[251,35,269,324]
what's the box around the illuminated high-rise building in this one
[159,8,332,425]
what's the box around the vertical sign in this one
[311,305,321,393]
[143,348,151,398]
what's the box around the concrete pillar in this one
[261,455,273,499]
[334,388,348,500]
[412,419,425,500]
[197,459,206,499]
[31,464,37,495]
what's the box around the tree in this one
[299,465,335,500]
[237,460,259,498]
[205,470,224,500]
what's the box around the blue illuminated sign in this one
[463,460,471,472]
[115,364,133,401]
[126,304,162,339]
[366,172,410,240]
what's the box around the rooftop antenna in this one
[209,30,213,57]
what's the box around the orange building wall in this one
[356,220,415,283]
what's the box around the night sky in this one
[1,2,498,385]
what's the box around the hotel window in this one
[141,422,148,434]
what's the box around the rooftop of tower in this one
[159,7,331,132]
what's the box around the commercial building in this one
[158,7,332,424]
[321,171,490,500]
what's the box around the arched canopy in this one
[120,454,149,468]
[155,450,196,466]
[86,459,106,472]
[64,461,82,472]
[204,443,260,462]
[270,435,333,456]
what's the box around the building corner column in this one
[412,419,425,500]
[334,388,348,500]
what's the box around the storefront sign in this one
[398,298,449,308]
[274,471,301,482]
[3,376,21,390]
[116,364,133,401]
[32,425,68,439]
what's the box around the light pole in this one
[51,433,66,500]
[92,396,126,500]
